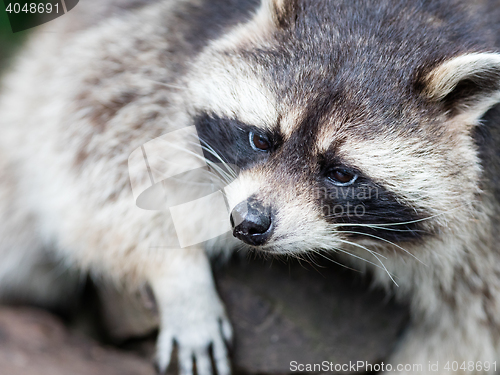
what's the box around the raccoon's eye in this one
[327,168,358,186]
[249,131,271,151]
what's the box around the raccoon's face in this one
[184,0,500,256]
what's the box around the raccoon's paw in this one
[154,307,233,375]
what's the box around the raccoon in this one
[2,0,500,374]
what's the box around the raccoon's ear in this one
[422,53,500,122]
[257,0,298,29]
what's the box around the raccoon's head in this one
[183,0,500,257]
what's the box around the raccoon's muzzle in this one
[230,197,273,246]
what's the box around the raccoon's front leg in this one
[149,246,233,375]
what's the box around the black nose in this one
[230,198,273,246]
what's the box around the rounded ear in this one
[421,53,500,122]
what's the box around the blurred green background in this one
[0,1,37,70]
[1,1,68,70]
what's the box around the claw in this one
[212,336,231,375]
[154,361,165,375]
[155,332,174,374]
[194,349,212,375]
[178,347,194,375]
[150,269,234,375]
[220,317,234,347]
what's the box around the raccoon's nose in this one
[230,198,273,246]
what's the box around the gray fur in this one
[2,0,500,374]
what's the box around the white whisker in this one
[147,79,188,91]
[334,238,398,286]
[329,207,460,228]
[337,230,426,265]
